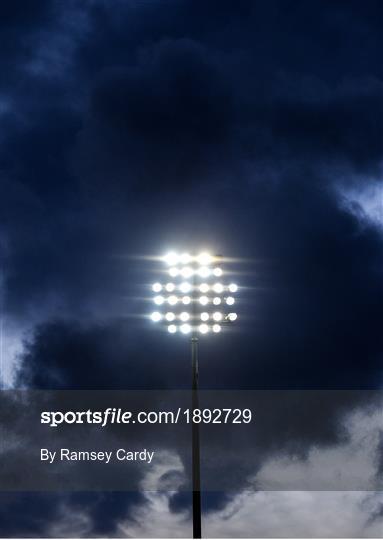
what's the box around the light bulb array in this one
[149,252,238,334]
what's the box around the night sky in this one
[0,0,382,537]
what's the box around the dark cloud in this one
[16,319,190,389]
[75,38,235,197]
[0,492,144,537]
[0,0,51,62]
[1,0,383,536]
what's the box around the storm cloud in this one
[0,0,382,536]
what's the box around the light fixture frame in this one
[150,252,238,334]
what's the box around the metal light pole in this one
[191,265,202,538]
[150,251,238,538]
[191,333,201,538]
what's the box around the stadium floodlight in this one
[213,283,224,293]
[149,251,239,539]
[199,323,209,334]
[164,252,179,266]
[196,252,212,266]
[197,266,210,278]
[180,282,192,293]
[180,266,193,278]
[199,283,209,293]
[150,249,239,334]
[180,323,192,334]
[152,282,162,292]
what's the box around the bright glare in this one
[197,252,212,266]
[153,251,238,333]
[180,253,191,264]
[179,282,191,293]
[152,283,162,293]
[164,252,178,266]
[180,323,191,334]
[198,266,210,278]
[181,266,193,278]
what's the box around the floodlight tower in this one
[150,251,238,538]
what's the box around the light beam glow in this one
[179,282,191,293]
[213,283,224,293]
[164,252,178,266]
[197,252,212,266]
